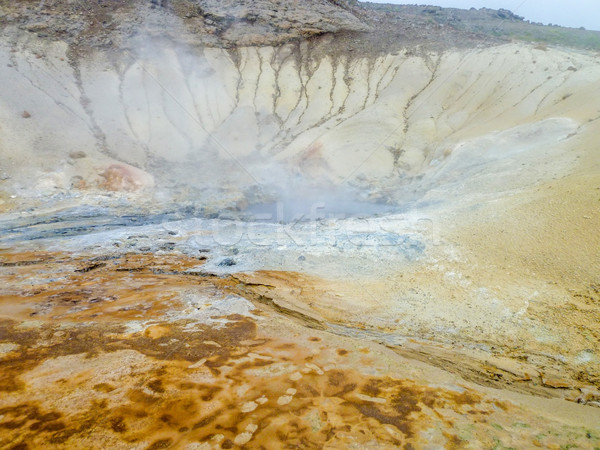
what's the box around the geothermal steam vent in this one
[1,0,600,448]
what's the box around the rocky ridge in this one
[0,0,499,51]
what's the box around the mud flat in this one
[1,250,600,448]
[1,0,600,448]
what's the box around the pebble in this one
[218,258,236,267]
[289,372,303,381]
[187,358,207,369]
[277,395,294,406]
[241,401,258,413]
[234,424,258,445]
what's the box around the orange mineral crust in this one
[1,251,599,448]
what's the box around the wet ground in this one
[2,249,600,449]
[1,147,599,447]
[244,200,398,224]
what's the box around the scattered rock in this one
[69,151,87,159]
[540,372,573,389]
[576,386,600,404]
[188,358,207,369]
[241,401,258,413]
[219,258,236,267]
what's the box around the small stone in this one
[21,110,31,118]
[305,363,324,375]
[218,258,236,267]
[576,386,600,404]
[277,395,293,406]
[188,358,207,369]
[234,432,253,446]
[289,372,302,381]
[541,373,572,389]
[356,393,387,404]
[241,401,257,413]
[0,343,19,355]
[236,385,250,397]
[69,151,87,159]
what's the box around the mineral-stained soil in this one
[2,250,600,449]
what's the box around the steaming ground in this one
[1,27,599,377]
[1,18,600,447]
[2,31,599,212]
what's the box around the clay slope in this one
[0,31,599,210]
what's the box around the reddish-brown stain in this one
[1,250,576,449]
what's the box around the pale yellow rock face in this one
[1,35,598,201]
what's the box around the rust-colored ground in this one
[1,251,600,448]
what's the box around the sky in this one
[365,0,600,31]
